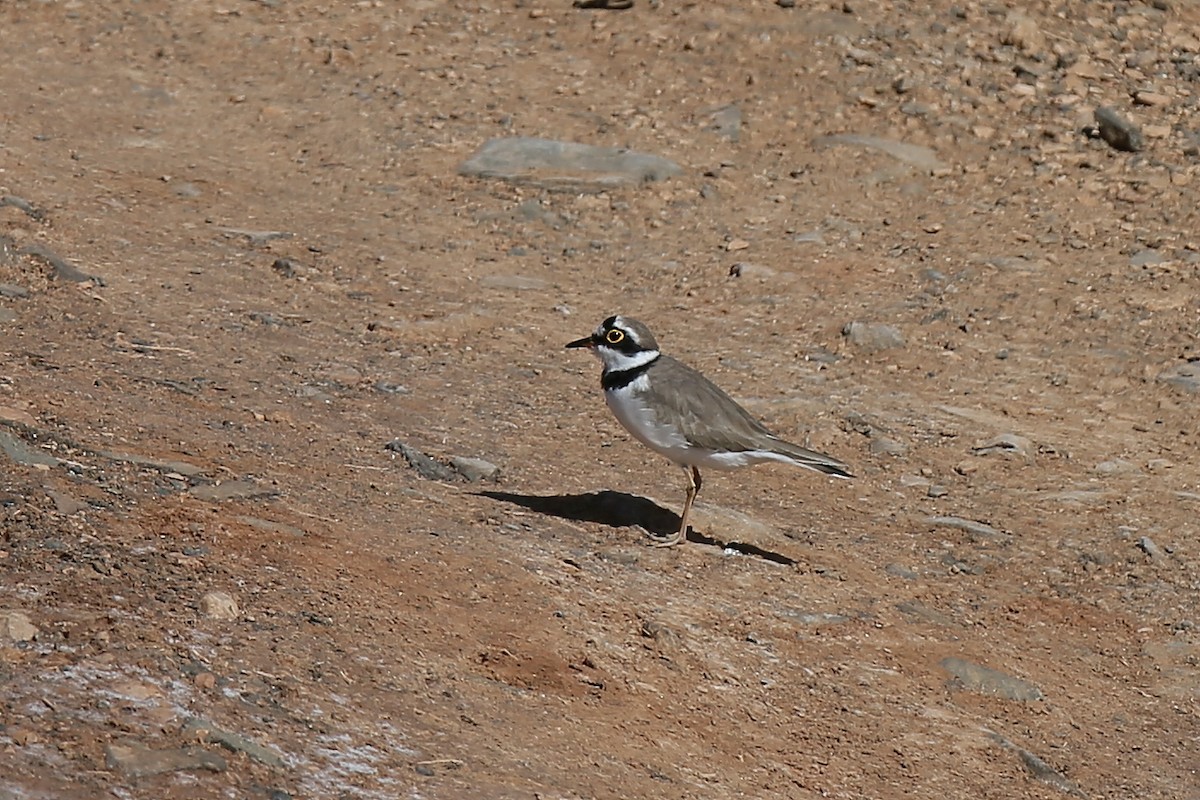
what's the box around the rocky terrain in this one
[1,1,1199,798]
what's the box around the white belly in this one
[604,383,764,470]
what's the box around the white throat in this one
[597,347,660,374]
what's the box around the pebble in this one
[971,433,1034,459]
[925,515,1005,542]
[1133,90,1171,106]
[200,591,241,621]
[869,436,908,456]
[0,283,29,298]
[1137,536,1167,561]
[1001,12,1045,55]
[0,610,38,642]
[450,456,500,482]
[941,657,1043,701]
[1094,459,1139,476]
[843,321,906,351]
[702,104,742,142]
[884,564,920,580]
[458,137,682,191]
[1094,106,1144,152]
[728,262,776,279]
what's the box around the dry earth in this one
[2,1,1200,798]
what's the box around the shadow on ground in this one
[479,490,796,564]
[479,489,680,536]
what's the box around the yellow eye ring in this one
[605,329,625,344]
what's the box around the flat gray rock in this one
[942,657,1043,701]
[813,134,946,171]
[182,717,285,767]
[0,430,61,467]
[459,137,682,192]
[1158,363,1200,393]
[189,480,276,502]
[925,515,1005,542]
[104,740,227,777]
[451,456,500,482]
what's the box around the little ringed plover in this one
[567,314,852,546]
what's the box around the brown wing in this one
[642,356,778,451]
[645,356,852,476]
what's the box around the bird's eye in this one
[605,329,625,344]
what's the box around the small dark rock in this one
[1094,106,1144,152]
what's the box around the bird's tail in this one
[768,437,854,479]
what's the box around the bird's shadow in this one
[479,489,682,538]
[477,490,793,562]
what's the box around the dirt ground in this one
[2,1,1199,798]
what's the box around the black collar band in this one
[601,354,660,391]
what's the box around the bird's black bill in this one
[565,336,594,349]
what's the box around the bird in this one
[566,315,853,546]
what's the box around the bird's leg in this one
[655,465,701,547]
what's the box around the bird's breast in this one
[603,383,689,455]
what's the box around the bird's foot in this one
[650,528,687,547]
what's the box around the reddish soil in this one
[2,2,1199,798]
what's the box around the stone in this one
[925,516,1005,542]
[0,610,38,642]
[1094,106,1144,152]
[987,731,1085,797]
[458,137,682,192]
[702,104,742,141]
[813,133,945,171]
[450,456,500,482]
[971,433,1034,459]
[0,430,61,468]
[942,657,1043,701]
[182,718,285,767]
[105,740,226,777]
[190,480,275,502]
[200,591,240,621]
[479,275,548,291]
[1137,536,1167,561]
[1158,363,1200,393]
[386,440,457,481]
[843,321,905,351]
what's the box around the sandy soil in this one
[2,1,1199,798]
